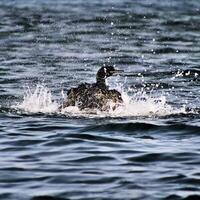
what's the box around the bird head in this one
[96,65,123,80]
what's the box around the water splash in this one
[14,84,59,113]
[108,91,186,117]
[14,84,186,117]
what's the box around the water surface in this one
[0,0,200,200]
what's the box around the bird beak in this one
[112,69,124,76]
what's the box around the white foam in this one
[13,84,59,113]
[14,83,186,117]
[108,91,185,117]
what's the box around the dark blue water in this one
[0,0,200,199]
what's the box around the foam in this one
[13,83,186,118]
[13,84,59,113]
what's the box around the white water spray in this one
[14,83,186,117]
[14,85,59,113]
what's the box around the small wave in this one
[13,84,187,118]
[164,194,200,200]
[31,196,67,200]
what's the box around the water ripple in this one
[0,0,200,200]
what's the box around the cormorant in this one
[60,65,124,111]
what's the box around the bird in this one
[60,65,124,111]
